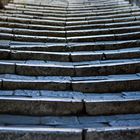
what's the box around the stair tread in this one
[0,113,139,128]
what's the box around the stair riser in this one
[87,128,140,140]
[0,129,82,140]
[86,101,140,115]
[1,50,138,62]
[0,33,66,43]
[0,62,139,76]
[0,99,140,116]
[71,51,140,62]
[0,78,139,92]
[72,80,140,93]
[0,99,83,115]
[1,80,71,90]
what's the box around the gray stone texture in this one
[0,0,140,139]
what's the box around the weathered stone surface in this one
[11,50,70,61]
[0,62,15,74]
[2,79,71,90]
[85,99,140,115]
[72,74,140,93]
[16,63,75,76]
[0,97,83,115]
[75,61,140,76]
[0,127,82,140]
[0,0,140,139]
[86,127,140,140]
[71,48,140,61]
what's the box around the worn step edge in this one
[0,91,140,115]
[72,73,140,93]
[3,40,139,52]
[0,47,139,61]
[0,59,139,76]
[0,74,139,92]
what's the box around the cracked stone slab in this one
[71,47,140,62]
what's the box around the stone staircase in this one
[0,0,140,139]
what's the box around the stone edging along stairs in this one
[0,0,140,139]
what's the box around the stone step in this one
[7,3,67,10]
[2,15,139,27]
[66,7,138,17]
[0,21,65,31]
[0,0,139,139]
[2,5,139,13]
[5,3,132,14]
[0,27,66,37]
[9,1,131,9]
[6,6,67,17]
[1,40,138,52]
[0,126,82,140]
[1,9,67,17]
[0,33,66,43]
[0,114,140,140]
[0,58,139,76]
[8,1,130,10]
[0,73,139,92]
[72,73,140,93]
[0,90,140,115]
[1,25,140,38]
[0,47,139,61]
[1,20,140,32]
[0,113,140,128]
[1,32,140,43]
[8,2,67,8]
[10,50,70,61]
[1,10,140,22]
[0,41,68,52]
[8,2,68,9]
[67,32,140,42]
[4,5,131,15]
[67,3,131,7]
[0,13,66,21]
[0,125,139,140]
[67,26,140,37]
[1,15,140,27]
[68,40,140,52]
[0,16,65,26]
[5,6,68,14]
[2,6,139,18]
[67,7,138,14]
[66,16,140,26]
[66,20,140,30]
[71,47,140,61]
[0,74,71,90]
